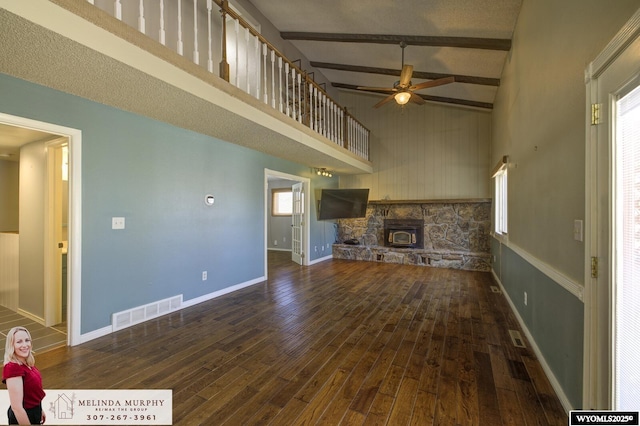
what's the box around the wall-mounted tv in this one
[318,188,369,220]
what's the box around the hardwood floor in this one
[35,251,567,425]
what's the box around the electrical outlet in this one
[112,217,125,230]
[274,240,278,246]
[524,291,528,306]
[314,246,318,252]
[202,271,207,281]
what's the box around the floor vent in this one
[112,295,183,332]
[490,285,502,294]
[509,329,526,348]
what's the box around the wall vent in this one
[490,286,502,294]
[112,295,183,332]
[509,329,526,348]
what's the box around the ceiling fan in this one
[357,42,455,108]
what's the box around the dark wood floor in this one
[35,251,567,425]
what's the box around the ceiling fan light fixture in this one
[394,91,411,105]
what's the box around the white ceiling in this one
[248,0,523,109]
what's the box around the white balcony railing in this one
[85,0,370,161]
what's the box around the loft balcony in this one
[0,0,372,175]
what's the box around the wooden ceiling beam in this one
[331,82,494,110]
[281,32,511,51]
[311,62,500,87]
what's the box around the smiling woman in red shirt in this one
[2,327,46,425]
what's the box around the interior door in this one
[589,25,640,409]
[291,182,304,265]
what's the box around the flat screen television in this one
[318,188,369,220]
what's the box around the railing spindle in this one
[177,0,183,55]
[284,63,290,117]
[245,28,251,94]
[262,44,268,104]
[270,51,276,108]
[138,0,145,34]
[291,68,297,120]
[297,73,303,123]
[159,0,166,45]
[309,83,315,130]
[278,57,283,113]
[234,20,240,87]
[192,0,199,64]
[206,0,213,72]
[114,0,122,20]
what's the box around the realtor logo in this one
[51,393,75,420]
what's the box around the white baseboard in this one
[78,325,112,344]
[18,309,44,325]
[182,276,265,309]
[308,254,333,265]
[491,270,573,413]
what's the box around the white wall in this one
[0,233,19,311]
[0,160,19,232]
[19,141,45,320]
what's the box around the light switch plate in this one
[573,219,583,242]
[112,217,125,230]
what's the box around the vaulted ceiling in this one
[248,0,523,109]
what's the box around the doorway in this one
[584,8,640,410]
[264,169,310,274]
[0,113,82,347]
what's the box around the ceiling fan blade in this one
[409,92,426,105]
[409,76,455,91]
[398,64,414,87]
[373,93,397,109]
[356,86,397,93]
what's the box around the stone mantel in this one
[333,199,492,271]
[368,198,491,205]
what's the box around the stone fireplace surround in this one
[332,199,492,271]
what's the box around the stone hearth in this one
[332,199,492,271]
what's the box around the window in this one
[493,157,508,235]
[272,188,293,216]
[614,82,640,410]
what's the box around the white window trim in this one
[492,156,509,237]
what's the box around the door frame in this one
[0,113,82,347]
[583,7,640,410]
[264,169,310,272]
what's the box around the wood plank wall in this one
[338,92,491,200]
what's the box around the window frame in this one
[493,159,508,236]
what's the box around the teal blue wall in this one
[0,73,334,334]
[492,237,583,408]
